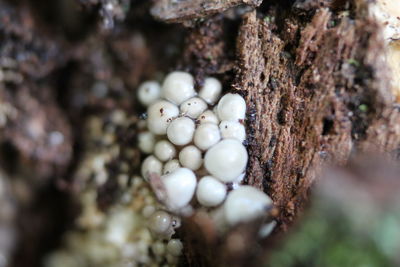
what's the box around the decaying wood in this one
[180,1,400,266]
[0,2,72,180]
[151,0,262,23]
[234,7,393,228]
[180,15,235,87]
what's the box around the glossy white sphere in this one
[154,140,176,162]
[162,71,196,105]
[167,117,195,146]
[219,121,246,142]
[217,93,246,122]
[137,81,161,106]
[193,123,221,150]
[204,139,248,182]
[138,131,155,154]
[196,176,227,207]
[163,159,181,175]
[224,186,272,225]
[179,145,202,171]
[147,100,179,135]
[180,97,208,119]
[162,168,197,210]
[166,239,183,257]
[199,77,222,104]
[141,155,162,181]
[148,210,172,234]
[197,110,219,125]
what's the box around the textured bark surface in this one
[0,2,72,179]
[234,7,399,229]
[151,0,262,23]
[176,1,400,266]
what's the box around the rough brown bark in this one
[174,1,400,266]
[234,6,399,229]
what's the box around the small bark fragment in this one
[151,0,262,23]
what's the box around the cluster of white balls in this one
[138,71,272,227]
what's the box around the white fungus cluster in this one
[137,71,273,228]
[45,111,183,267]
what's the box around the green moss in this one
[348,58,360,67]
[358,104,368,112]
[267,200,395,267]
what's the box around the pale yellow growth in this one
[372,0,400,41]
[372,0,400,101]
[378,0,400,19]
[386,41,400,102]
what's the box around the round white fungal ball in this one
[219,121,246,142]
[217,93,246,122]
[180,97,207,118]
[167,117,195,146]
[193,123,221,150]
[223,186,272,225]
[151,241,166,256]
[137,81,161,106]
[179,145,202,171]
[199,77,222,104]
[141,155,162,181]
[197,110,219,125]
[138,131,155,154]
[162,168,197,210]
[196,176,227,207]
[148,210,172,235]
[166,239,183,257]
[163,159,180,174]
[166,254,179,265]
[204,139,248,182]
[147,100,179,135]
[162,71,196,105]
[154,140,176,162]
[142,205,156,218]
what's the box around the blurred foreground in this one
[267,156,400,266]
